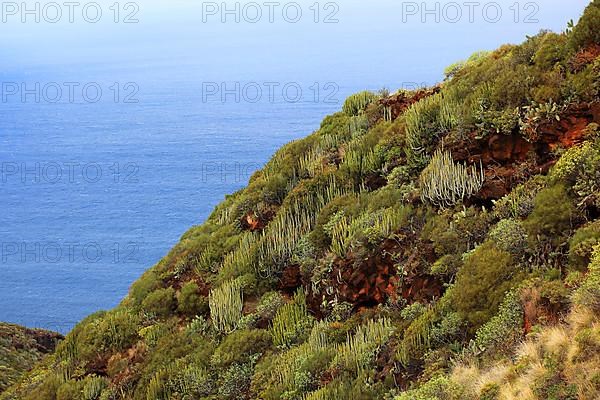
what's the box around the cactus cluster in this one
[209,279,244,333]
[342,91,378,117]
[419,148,484,208]
[270,288,312,348]
[333,318,394,376]
[405,93,458,167]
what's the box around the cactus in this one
[383,106,392,122]
[209,279,243,333]
[419,148,484,208]
[83,376,108,400]
[342,91,377,116]
[333,318,394,377]
[270,288,312,348]
[405,93,458,167]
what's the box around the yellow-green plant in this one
[333,318,394,376]
[209,279,244,333]
[270,288,313,348]
[342,91,377,116]
[405,93,458,167]
[82,375,107,400]
[420,148,484,208]
[272,320,332,388]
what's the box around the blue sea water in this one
[0,64,380,333]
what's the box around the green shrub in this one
[395,375,464,400]
[77,310,140,357]
[569,221,600,271]
[488,219,529,256]
[332,318,394,376]
[568,0,600,51]
[142,288,176,318]
[573,245,600,311]
[453,242,518,330]
[177,282,208,318]
[212,329,272,368]
[56,380,84,400]
[218,362,254,399]
[472,290,523,356]
[493,176,546,220]
[129,270,161,306]
[400,303,427,322]
[550,137,600,205]
[524,185,574,239]
[82,376,108,400]
[254,291,286,322]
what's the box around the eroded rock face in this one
[380,86,441,120]
[448,102,600,201]
[307,233,443,314]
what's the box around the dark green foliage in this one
[142,288,177,318]
[569,221,600,271]
[129,270,161,307]
[569,0,600,51]
[453,242,519,330]
[488,219,529,256]
[177,282,208,318]
[211,329,272,368]
[524,185,574,239]
[473,290,523,357]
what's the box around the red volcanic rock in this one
[570,44,600,72]
[380,86,441,121]
[280,264,302,292]
[447,102,600,201]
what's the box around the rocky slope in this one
[2,1,600,399]
[0,324,62,393]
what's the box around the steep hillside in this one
[3,1,600,399]
[0,324,62,393]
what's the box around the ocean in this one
[0,64,372,333]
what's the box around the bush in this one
[209,279,244,334]
[405,93,458,169]
[271,289,313,348]
[493,175,546,220]
[212,329,272,368]
[573,245,600,312]
[569,221,600,271]
[453,242,518,330]
[395,375,464,400]
[569,0,600,51]
[142,288,176,318]
[129,270,161,306]
[218,362,254,399]
[177,282,208,318]
[550,137,600,204]
[524,185,574,239]
[473,290,523,356]
[488,219,529,256]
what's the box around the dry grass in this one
[451,306,600,400]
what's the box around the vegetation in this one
[2,4,600,399]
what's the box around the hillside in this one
[0,324,62,393]
[2,1,600,399]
